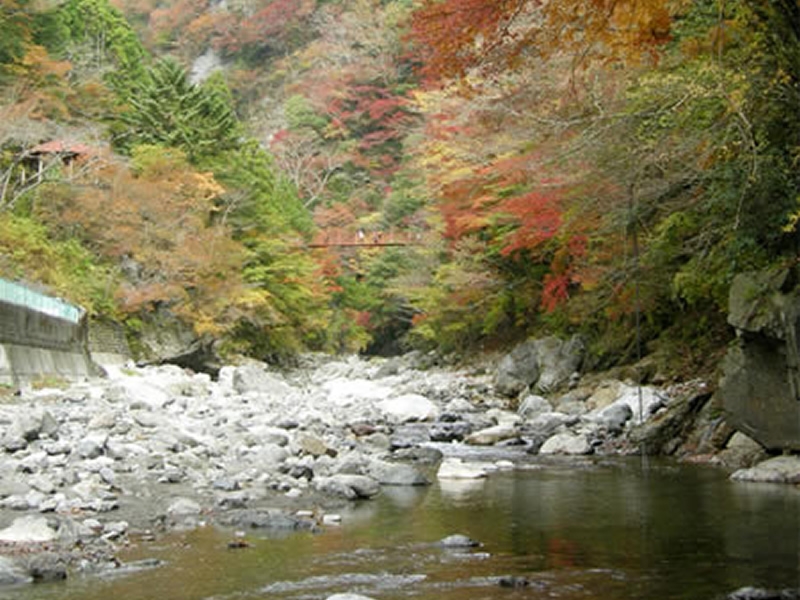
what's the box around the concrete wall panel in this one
[0,296,95,385]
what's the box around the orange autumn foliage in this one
[38,148,246,333]
[408,0,672,85]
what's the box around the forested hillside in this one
[1,0,798,373]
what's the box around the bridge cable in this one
[629,182,648,470]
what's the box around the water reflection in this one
[7,458,800,600]
[438,479,486,503]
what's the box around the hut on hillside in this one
[21,140,95,183]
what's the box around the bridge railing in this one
[0,279,84,323]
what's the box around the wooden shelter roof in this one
[28,140,94,157]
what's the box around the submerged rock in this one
[438,534,481,548]
[25,552,68,582]
[219,509,302,531]
[498,575,530,588]
[166,498,202,517]
[728,586,800,600]
[0,556,31,586]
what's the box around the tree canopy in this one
[1,0,799,370]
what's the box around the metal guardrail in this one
[0,279,84,323]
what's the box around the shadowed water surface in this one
[6,457,800,600]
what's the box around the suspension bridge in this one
[306,228,425,249]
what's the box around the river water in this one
[8,455,800,600]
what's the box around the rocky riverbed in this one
[0,347,796,589]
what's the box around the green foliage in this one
[0,0,33,81]
[285,94,328,132]
[402,238,535,353]
[523,0,800,367]
[0,213,118,315]
[382,173,426,226]
[209,141,331,357]
[30,6,72,58]
[211,141,314,234]
[119,58,242,160]
[59,0,147,91]
[330,247,420,353]
[6,0,800,372]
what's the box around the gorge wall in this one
[720,268,800,451]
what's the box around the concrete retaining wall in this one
[0,294,96,386]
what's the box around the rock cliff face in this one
[719,269,800,451]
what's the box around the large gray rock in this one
[0,516,57,542]
[295,432,332,458]
[0,556,31,586]
[627,390,711,456]
[535,335,585,393]
[377,394,439,423]
[465,424,518,446]
[494,340,540,397]
[14,410,57,442]
[523,412,577,439]
[77,434,107,459]
[25,553,67,582]
[713,432,768,469]
[437,458,487,479]
[731,456,800,484]
[494,336,583,397]
[232,363,293,397]
[389,424,431,449]
[429,421,472,442]
[315,475,381,500]
[517,394,552,419]
[366,459,429,486]
[539,432,592,455]
[134,309,221,375]
[720,269,800,451]
[595,403,633,434]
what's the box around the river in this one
[8,453,800,600]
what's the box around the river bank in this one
[0,350,796,589]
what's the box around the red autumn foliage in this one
[214,0,316,55]
[324,81,414,179]
[498,190,562,257]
